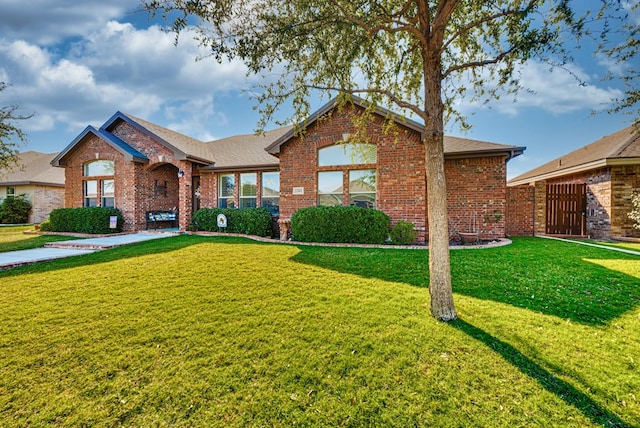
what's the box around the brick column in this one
[177,161,193,232]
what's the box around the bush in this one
[291,206,390,244]
[390,220,418,245]
[43,207,124,234]
[190,207,273,237]
[0,194,32,224]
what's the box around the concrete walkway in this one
[0,232,177,270]
[539,235,640,256]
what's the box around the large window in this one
[219,174,235,208]
[317,143,377,208]
[240,173,257,208]
[83,160,114,208]
[318,143,376,166]
[318,171,344,206]
[349,170,376,208]
[261,172,280,215]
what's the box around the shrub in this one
[291,206,390,244]
[390,220,418,245]
[0,194,32,224]
[44,207,124,234]
[190,207,273,237]
[629,190,640,231]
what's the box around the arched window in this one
[83,160,115,208]
[318,143,376,166]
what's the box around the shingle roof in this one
[508,125,640,186]
[117,113,215,164]
[266,96,524,160]
[1,151,65,186]
[201,126,293,171]
[443,136,524,159]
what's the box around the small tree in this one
[629,190,640,231]
[0,82,33,172]
[0,194,32,224]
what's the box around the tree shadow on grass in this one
[0,235,259,279]
[451,318,632,428]
[289,238,640,325]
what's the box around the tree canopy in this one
[143,0,634,320]
[0,82,31,172]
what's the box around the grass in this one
[0,235,638,426]
[0,225,79,253]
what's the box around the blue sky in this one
[0,0,637,179]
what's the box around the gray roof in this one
[266,96,524,160]
[118,113,214,164]
[1,151,65,186]
[201,126,293,171]
[509,125,640,186]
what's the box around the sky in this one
[0,0,637,180]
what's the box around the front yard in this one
[0,234,638,426]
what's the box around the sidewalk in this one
[0,232,177,271]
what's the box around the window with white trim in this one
[317,143,377,208]
[240,173,257,208]
[318,171,343,206]
[83,160,115,207]
[261,172,280,215]
[218,174,235,208]
[349,169,376,208]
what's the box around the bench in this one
[146,210,178,229]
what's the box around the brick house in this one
[53,98,525,241]
[0,151,65,223]
[507,125,640,239]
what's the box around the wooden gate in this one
[546,183,587,235]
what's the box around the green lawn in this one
[0,225,79,252]
[0,235,638,426]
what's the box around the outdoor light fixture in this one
[177,170,184,178]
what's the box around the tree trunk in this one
[424,131,457,321]
[422,27,457,321]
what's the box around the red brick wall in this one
[506,185,534,236]
[62,122,195,231]
[509,165,640,239]
[277,105,510,242]
[445,156,508,240]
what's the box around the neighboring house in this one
[507,125,640,239]
[52,97,525,241]
[0,151,65,223]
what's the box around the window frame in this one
[82,160,115,208]
[261,171,280,215]
[218,173,235,208]
[239,173,257,208]
[348,169,376,209]
[317,171,344,207]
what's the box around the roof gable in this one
[103,112,214,164]
[51,126,149,167]
[509,125,640,185]
[265,96,524,160]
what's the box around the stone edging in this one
[187,231,512,250]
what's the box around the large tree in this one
[0,82,31,172]
[144,0,588,321]
[596,1,639,123]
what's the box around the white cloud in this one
[456,60,622,116]
[0,15,253,138]
[0,0,137,45]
